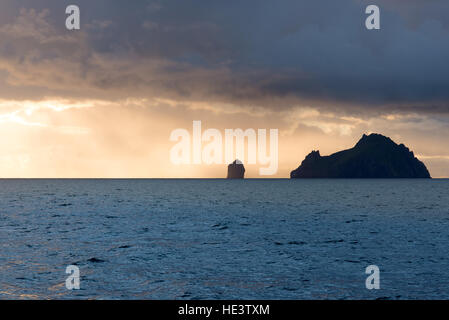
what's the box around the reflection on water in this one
[0,179,448,299]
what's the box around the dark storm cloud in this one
[1,0,449,114]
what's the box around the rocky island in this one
[227,160,245,179]
[290,133,431,178]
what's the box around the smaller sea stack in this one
[227,160,245,179]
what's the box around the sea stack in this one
[290,133,431,178]
[227,159,245,179]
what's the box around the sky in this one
[0,0,448,178]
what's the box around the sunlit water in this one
[0,179,448,299]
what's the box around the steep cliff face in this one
[227,160,245,179]
[290,134,431,178]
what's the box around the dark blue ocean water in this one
[0,179,448,299]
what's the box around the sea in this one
[0,179,448,300]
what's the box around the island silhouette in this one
[290,133,431,178]
[227,159,245,179]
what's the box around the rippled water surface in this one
[1,179,448,299]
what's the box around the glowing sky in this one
[0,0,448,178]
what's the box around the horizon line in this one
[0,177,447,180]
